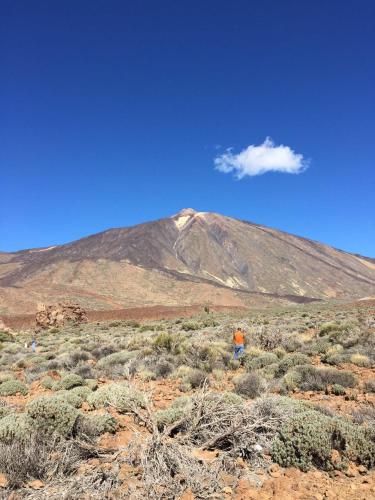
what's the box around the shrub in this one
[76,412,117,437]
[184,369,209,389]
[324,353,349,366]
[245,352,278,371]
[0,379,28,396]
[282,370,302,391]
[276,353,311,376]
[0,413,33,443]
[0,400,13,418]
[91,345,117,360]
[138,370,156,381]
[85,378,98,390]
[201,317,218,328]
[53,373,84,391]
[319,322,342,336]
[68,350,90,364]
[181,322,200,331]
[273,347,286,359]
[271,409,375,471]
[350,353,371,367]
[26,396,79,436]
[74,363,95,379]
[153,332,173,351]
[364,379,375,393]
[156,396,192,430]
[228,359,241,370]
[303,338,331,356]
[0,372,14,383]
[87,383,145,413]
[96,350,135,368]
[0,434,50,488]
[331,384,346,396]
[155,359,174,378]
[234,373,267,399]
[54,386,91,408]
[0,332,12,342]
[293,365,357,391]
[41,376,54,389]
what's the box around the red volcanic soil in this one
[1,304,247,330]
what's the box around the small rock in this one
[345,463,358,478]
[28,480,44,489]
[358,465,367,474]
[0,474,8,488]
[222,486,233,494]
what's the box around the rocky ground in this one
[0,299,373,498]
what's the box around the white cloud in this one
[214,137,308,179]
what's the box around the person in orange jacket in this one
[233,327,245,360]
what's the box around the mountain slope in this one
[1,209,374,314]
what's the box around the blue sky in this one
[1,0,374,256]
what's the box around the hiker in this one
[31,339,37,353]
[233,327,245,360]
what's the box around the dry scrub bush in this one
[252,326,287,350]
[127,434,224,499]
[162,390,290,462]
[234,373,267,399]
[0,433,99,489]
[291,365,357,391]
[350,353,371,367]
[0,434,50,488]
[364,379,375,393]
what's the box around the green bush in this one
[87,383,145,413]
[26,396,79,436]
[181,322,200,331]
[0,413,33,443]
[331,384,346,396]
[76,412,117,437]
[276,353,311,376]
[271,409,375,471]
[0,379,28,396]
[41,375,54,389]
[53,373,84,391]
[0,332,12,342]
[350,353,371,367]
[54,386,91,408]
[155,396,191,430]
[324,353,349,366]
[245,352,278,371]
[96,350,136,368]
[292,365,357,391]
[85,378,98,390]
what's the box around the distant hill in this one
[1,208,374,314]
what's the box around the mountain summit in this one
[1,210,374,314]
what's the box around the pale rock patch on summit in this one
[172,208,208,231]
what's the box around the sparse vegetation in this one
[0,301,373,496]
